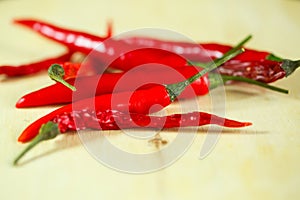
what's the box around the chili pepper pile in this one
[3,19,298,165]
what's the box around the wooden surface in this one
[1,0,300,199]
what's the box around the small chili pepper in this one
[0,51,72,77]
[17,44,244,143]
[13,110,251,165]
[14,19,112,53]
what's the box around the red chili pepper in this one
[13,19,251,62]
[13,110,251,165]
[17,46,244,143]
[16,65,209,108]
[108,48,189,71]
[217,59,300,83]
[16,61,288,108]
[0,51,72,77]
[15,19,299,83]
[107,42,299,83]
[121,36,271,61]
[54,110,252,131]
[14,19,112,53]
[45,36,251,89]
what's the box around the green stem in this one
[191,35,252,67]
[208,73,288,94]
[48,64,76,91]
[266,54,300,78]
[13,122,61,166]
[166,48,244,101]
[266,53,283,62]
[165,35,252,102]
[281,59,300,77]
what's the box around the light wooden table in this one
[1,0,300,199]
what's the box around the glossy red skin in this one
[108,48,189,71]
[15,19,286,83]
[14,19,112,53]
[122,36,270,61]
[16,65,209,108]
[13,19,271,64]
[0,51,72,76]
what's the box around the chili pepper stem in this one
[191,35,252,66]
[208,73,288,94]
[266,53,300,77]
[166,48,244,101]
[13,122,61,166]
[48,64,76,91]
[166,35,253,101]
[281,59,300,77]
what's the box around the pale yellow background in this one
[1,0,300,199]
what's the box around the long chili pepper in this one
[0,51,72,77]
[15,18,246,65]
[14,19,112,53]
[112,37,300,82]
[41,35,299,87]
[16,62,288,108]
[47,35,251,89]
[16,65,209,108]
[13,19,254,62]
[120,36,270,61]
[17,42,244,143]
[13,110,251,165]
[14,19,300,80]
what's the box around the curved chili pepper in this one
[13,110,251,165]
[0,51,72,77]
[14,19,112,53]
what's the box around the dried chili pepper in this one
[112,38,300,83]
[0,51,72,77]
[17,44,244,143]
[216,58,300,83]
[13,110,251,165]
